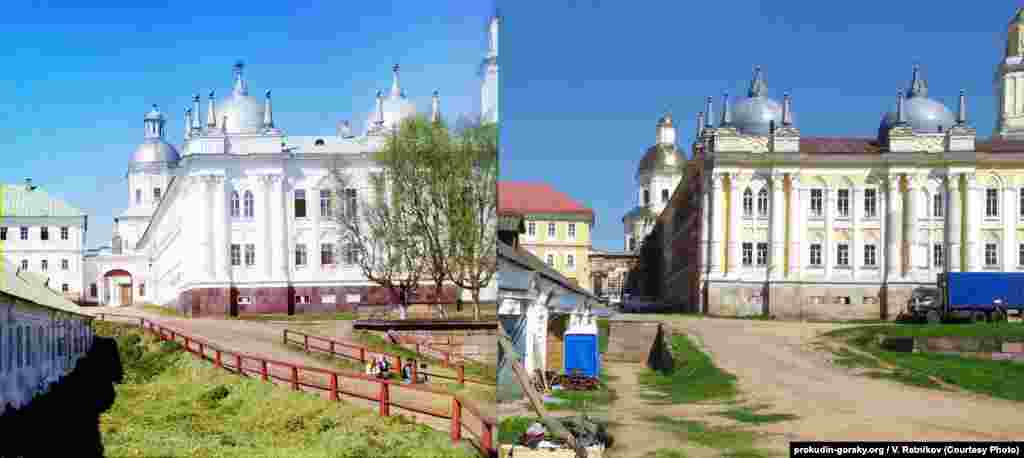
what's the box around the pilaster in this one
[885,174,903,279]
[769,171,785,280]
[260,175,274,280]
[824,187,833,279]
[904,175,921,279]
[726,173,742,278]
[1006,184,1017,271]
[699,175,711,273]
[787,174,802,279]
[851,186,861,279]
[965,173,981,271]
[214,175,228,281]
[946,174,962,272]
[709,174,725,276]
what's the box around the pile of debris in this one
[551,372,600,391]
[517,414,612,450]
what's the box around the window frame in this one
[321,243,336,266]
[60,227,69,241]
[320,189,333,218]
[741,242,753,266]
[742,189,753,217]
[230,244,241,266]
[934,243,944,268]
[527,222,536,237]
[661,188,669,204]
[546,254,555,266]
[40,260,47,271]
[547,223,556,239]
[837,243,849,267]
[244,243,256,266]
[294,189,307,218]
[566,254,575,270]
[864,188,877,218]
[61,259,68,271]
[810,189,823,217]
[986,188,999,218]
[40,227,49,241]
[231,191,241,217]
[864,244,877,267]
[19,227,27,240]
[755,242,768,266]
[837,189,850,218]
[810,243,822,266]
[295,244,308,267]
[756,188,769,217]
[153,187,162,202]
[568,223,576,240]
[985,242,999,267]
[243,191,255,219]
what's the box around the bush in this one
[318,417,339,433]
[285,415,306,433]
[159,340,182,353]
[198,385,231,407]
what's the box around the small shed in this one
[562,303,602,378]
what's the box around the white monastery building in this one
[1,15,500,317]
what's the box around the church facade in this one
[640,9,1024,320]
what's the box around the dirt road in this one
[659,316,1024,444]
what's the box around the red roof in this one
[498,181,594,217]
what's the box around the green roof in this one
[0,254,86,316]
[0,184,85,218]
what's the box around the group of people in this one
[364,356,429,384]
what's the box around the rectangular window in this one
[864,189,877,218]
[344,188,358,222]
[1020,189,1024,218]
[294,189,307,218]
[154,187,162,201]
[320,190,333,218]
[60,227,69,240]
[295,244,307,266]
[568,223,576,240]
[837,244,849,266]
[864,244,877,266]
[741,242,753,266]
[934,244,944,268]
[1019,243,1024,266]
[986,189,999,217]
[837,189,849,217]
[40,227,48,241]
[20,227,28,240]
[932,193,943,218]
[810,244,822,266]
[230,244,241,266]
[548,223,556,238]
[41,260,47,271]
[0,227,6,241]
[138,283,145,297]
[20,260,27,271]
[810,189,823,217]
[756,242,768,266]
[546,254,555,266]
[90,283,97,297]
[244,244,255,266]
[344,244,358,265]
[61,283,68,293]
[527,222,536,237]
[61,259,68,270]
[295,296,310,304]
[321,243,335,265]
[986,243,999,266]
[566,254,575,270]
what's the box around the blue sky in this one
[500,1,1020,250]
[1,1,493,248]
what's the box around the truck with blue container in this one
[907,272,1024,323]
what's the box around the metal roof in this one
[0,255,88,317]
[0,184,85,218]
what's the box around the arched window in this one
[230,191,240,217]
[661,189,669,203]
[243,191,255,218]
[757,188,769,216]
[742,189,753,216]
[135,189,142,205]
[314,138,325,146]
[933,191,944,218]
[642,189,650,206]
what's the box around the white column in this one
[788,175,802,279]
[727,174,741,277]
[312,184,322,277]
[709,174,724,275]
[946,175,962,272]
[262,176,273,279]
[277,177,290,279]
[886,175,903,279]
[700,177,711,273]
[1004,184,1015,271]
[904,177,919,279]
[824,188,833,278]
[965,174,981,271]
[770,172,785,280]
[849,187,860,279]
[214,176,228,280]
[204,177,215,279]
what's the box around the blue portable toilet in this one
[563,312,600,378]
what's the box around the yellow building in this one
[498,182,595,291]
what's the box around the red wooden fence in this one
[282,329,496,387]
[94,313,496,457]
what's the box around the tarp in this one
[564,334,599,378]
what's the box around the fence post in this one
[304,335,309,352]
[330,374,339,401]
[379,383,390,417]
[236,355,243,375]
[359,347,365,362]
[416,343,420,355]
[291,366,299,391]
[215,350,222,368]
[396,356,402,372]
[411,360,418,384]
[283,330,288,345]
[199,342,205,359]
[139,317,144,328]
[458,365,465,385]
[445,351,451,367]
[481,419,493,454]
[170,330,175,342]
[329,341,335,355]
[450,397,462,442]
[184,336,191,353]
[260,361,269,381]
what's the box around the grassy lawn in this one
[597,319,610,353]
[713,405,798,425]
[137,303,184,317]
[638,334,737,404]
[645,415,768,458]
[237,312,357,322]
[826,324,1024,401]
[95,322,476,458]
[497,416,539,445]
[544,384,617,411]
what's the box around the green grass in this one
[97,323,478,458]
[638,334,738,404]
[137,303,184,317]
[597,318,610,353]
[237,312,358,322]
[646,450,689,458]
[829,325,1024,401]
[353,331,497,383]
[498,416,543,445]
[830,347,882,369]
[713,406,798,425]
[544,386,617,411]
[645,416,768,458]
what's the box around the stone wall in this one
[705,281,916,321]
[174,285,458,318]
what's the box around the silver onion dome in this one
[216,62,265,134]
[879,65,955,138]
[637,145,682,177]
[132,104,180,163]
[731,66,791,135]
[365,64,417,133]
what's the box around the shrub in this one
[198,385,231,407]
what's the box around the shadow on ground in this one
[0,337,123,458]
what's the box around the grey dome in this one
[879,96,955,136]
[733,96,787,135]
[131,139,180,163]
[217,92,264,134]
[637,145,682,177]
[365,93,417,133]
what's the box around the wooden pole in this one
[450,396,462,442]
[261,361,269,381]
[215,350,222,368]
[481,418,493,454]
[304,335,309,352]
[236,355,243,375]
[458,365,465,385]
[411,359,418,384]
[291,366,299,391]
[330,374,339,401]
[379,383,390,417]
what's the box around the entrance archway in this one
[103,269,133,307]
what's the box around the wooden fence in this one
[282,329,496,387]
[94,313,496,457]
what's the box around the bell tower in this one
[996,8,1024,139]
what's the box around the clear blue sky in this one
[501,1,1019,251]
[1,1,493,248]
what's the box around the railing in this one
[95,313,496,457]
[282,329,496,387]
